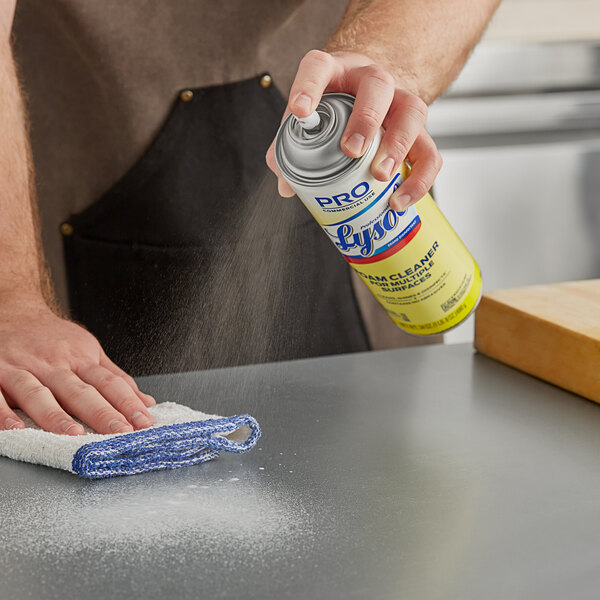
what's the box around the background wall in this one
[484,0,600,43]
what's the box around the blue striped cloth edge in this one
[71,414,261,479]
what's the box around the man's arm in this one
[0,2,155,433]
[267,0,501,209]
[0,1,45,306]
[325,0,501,104]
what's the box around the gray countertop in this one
[2,343,600,599]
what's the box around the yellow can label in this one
[295,162,482,335]
[349,192,482,335]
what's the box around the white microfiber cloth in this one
[0,402,260,479]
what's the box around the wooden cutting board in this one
[474,279,600,403]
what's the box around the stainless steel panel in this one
[434,138,600,292]
[428,90,600,138]
[2,345,600,599]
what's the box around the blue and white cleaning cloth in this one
[0,402,260,479]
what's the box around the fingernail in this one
[392,194,412,211]
[131,411,152,429]
[343,133,366,156]
[277,178,288,197]
[62,421,84,436]
[5,417,24,430]
[293,93,312,114]
[377,156,396,179]
[109,419,133,434]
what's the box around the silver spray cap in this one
[274,93,363,187]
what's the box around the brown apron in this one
[62,76,370,374]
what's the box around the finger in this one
[269,56,333,198]
[41,368,134,434]
[265,143,295,197]
[388,131,443,211]
[340,65,395,158]
[77,364,153,430]
[1,369,85,435]
[370,90,429,181]
[0,388,25,430]
[99,352,156,407]
[287,49,343,118]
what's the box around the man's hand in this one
[0,297,155,434]
[266,50,443,212]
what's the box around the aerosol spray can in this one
[274,93,482,335]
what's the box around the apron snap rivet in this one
[60,222,74,236]
[180,90,194,102]
[259,74,272,88]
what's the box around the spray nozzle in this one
[297,111,321,131]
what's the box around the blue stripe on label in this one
[327,173,402,227]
